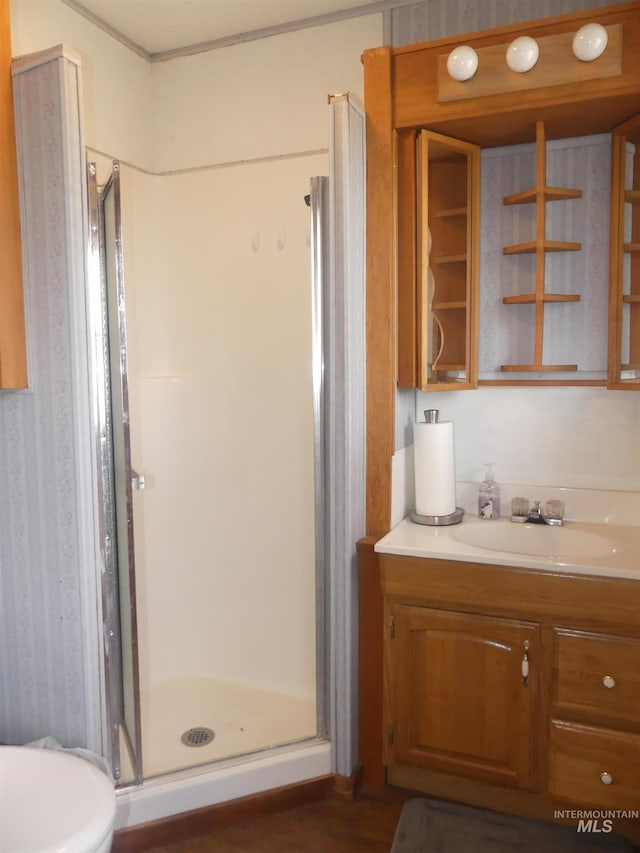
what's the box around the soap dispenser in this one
[478,463,501,520]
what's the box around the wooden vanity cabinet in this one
[380,554,640,842]
[386,603,538,789]
[0,0,27,389]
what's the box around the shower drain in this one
[181,727,215,747]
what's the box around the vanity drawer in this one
[553,629,640,726]
[549,720,640,810]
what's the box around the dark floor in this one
[131,785,640,853]
[142,785,412,852]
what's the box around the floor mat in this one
[391,799,636,853]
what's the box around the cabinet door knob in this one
[602,675,616,689]
[600,771,613,785]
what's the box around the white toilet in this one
[0,745,116,853]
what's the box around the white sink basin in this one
[453,523,616,559]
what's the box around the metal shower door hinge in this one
[131,469,145,491]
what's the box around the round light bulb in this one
[446,45,478,82]
[506,36,539,73]
[572,22,608,62]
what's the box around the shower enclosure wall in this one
[91,150,325,783]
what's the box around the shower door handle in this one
[131,469,146,491]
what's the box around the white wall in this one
[415,387,640,492]
[151,16,381,171]
[10,0,154,169]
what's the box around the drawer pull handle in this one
[602,675,616,689]
[521,640,530,687]
[600,771,613,785]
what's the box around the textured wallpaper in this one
[0,50,102,750]
[390,0,623,46]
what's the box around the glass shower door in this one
[88,160,142,785]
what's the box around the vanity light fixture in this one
[445,23,610,84]
[572,22,608,61]
[446,45,478,81]
[506,36,539,73]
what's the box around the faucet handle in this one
[510,497,530,522]
[542,499,565,525]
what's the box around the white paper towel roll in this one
[413,419,456,517]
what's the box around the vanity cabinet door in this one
[385,603,538,790]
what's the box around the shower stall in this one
[3,42,364,828]
[87,97,366,805]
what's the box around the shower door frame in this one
[87,159,143,785]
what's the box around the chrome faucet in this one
[511,499,565,526]
[526,501,546,524]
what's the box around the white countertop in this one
[374,516,640,580]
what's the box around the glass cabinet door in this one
[609,114,640,389]
[416,130,479,391]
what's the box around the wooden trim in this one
[396,129,418,388]
[478,379,607,386]
[379,555,640,637]
[112,775,335,853]
[363,47,395,538]
[357,536,385,786]
[0,0,27,389]
[332,763,364,800]
[389,2,640,144]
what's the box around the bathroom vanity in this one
[368,519,640,842]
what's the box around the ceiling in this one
[64,0,384,56]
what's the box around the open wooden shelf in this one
[434,207,467,218]
[500,363,578,372]
[433,300,466,310]
[503,240,581,255]
[502,293,580,305]
[434,254,467,264]
[500,121,583,375]
[623,242,640,253]
[503,187,582,206]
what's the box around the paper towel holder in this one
[411,409,465,526]
[410,507,464,525]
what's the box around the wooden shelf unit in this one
[500,120,582,373]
